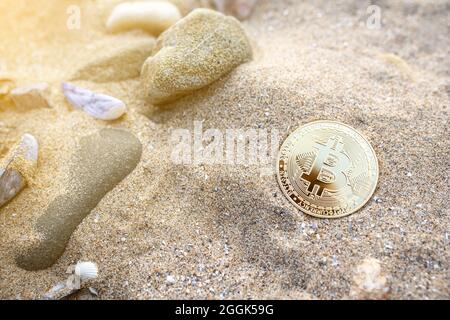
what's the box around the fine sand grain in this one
[0,0,449,299]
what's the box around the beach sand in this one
[0,0,448,299]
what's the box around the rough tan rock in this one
[11,82,50,110]
[350,258,390,300]
[141,8,252,104]
[70,37,155,83]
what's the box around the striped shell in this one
[74,262,98,281]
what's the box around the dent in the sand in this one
[16,129,142,271]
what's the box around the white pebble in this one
[166,275,176,284]
[106,1,181,36]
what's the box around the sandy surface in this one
[0,0,449,299]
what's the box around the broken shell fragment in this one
[43,261,99,300]
[0,168,26,208]
[62,83,126,121]
[10,82,51,110]
[42,282,74,300]
[0,133,39,208]
[106,1,182,36]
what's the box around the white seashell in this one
[0,134,39,208]
[62,83,126,121]
[106,1,181,36]
[19,133,39,163]
[11,82,50,110]
[74,262,98,281]
[88,287,99,296]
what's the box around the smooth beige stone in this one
[141,8,252,104]
[106,1,182,36]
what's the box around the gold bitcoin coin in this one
[277,120,379,218]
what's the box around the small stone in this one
[166,275,176,284]
[350,258,389,299]
[106,1,182,36]
[374,196,383,203]
[331,255,339,267]
[141,8,252,104]
[10,83,50,110]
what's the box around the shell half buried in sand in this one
[0,134,39,208]
[74,261,99,281]
[62,83,127,121]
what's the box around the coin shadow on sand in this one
[209,179,316,290]
[16,128,142,271]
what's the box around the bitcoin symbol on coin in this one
[277,121,379,219]
[301,136,350,197]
